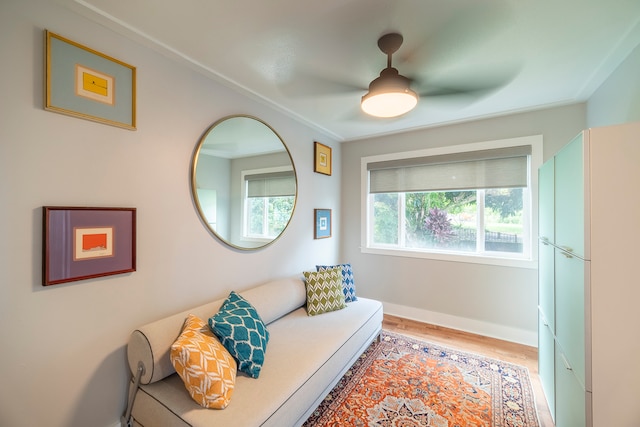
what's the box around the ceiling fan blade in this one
[277,69,367,98]
[419,79,505,100]
[397,1,513,76]
[271,0,399,99]
[415,62,521,100]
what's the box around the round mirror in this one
[191,115,297,250]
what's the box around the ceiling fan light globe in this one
[361,90,418,118]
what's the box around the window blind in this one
[246,171,295,198]
[368,146,531,193]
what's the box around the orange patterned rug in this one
[304,331,539,427]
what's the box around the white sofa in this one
[122,276,383,427]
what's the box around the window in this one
[242,168,295,241]
[362,136,542,267]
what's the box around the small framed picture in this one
[314,209,332,239]
[314,142,332,176]
[43,207,136,286]
[45,30,136,130]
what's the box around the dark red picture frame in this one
[43,206,136,286]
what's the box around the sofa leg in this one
[121,361,145,427]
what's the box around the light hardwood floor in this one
[383,314,554,427]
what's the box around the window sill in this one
[240,237,272,243]
[361,246,538,269]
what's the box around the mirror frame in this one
[190,115,297,250]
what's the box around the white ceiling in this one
[65,0,640,141]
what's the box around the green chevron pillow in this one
[303,267,347,316]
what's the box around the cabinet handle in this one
[560,353,573,371]
[540,316,549,325]
[539,310,549,326]
[559,246,574,258]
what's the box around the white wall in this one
[340,104,587,346]
[587,43,640,127]
[0,1,340,426]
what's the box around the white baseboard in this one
[382,301,538,347]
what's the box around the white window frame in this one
[361,135,542,269]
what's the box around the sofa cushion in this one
[170,314,236,409]
[208,292,269,379]
[303,267,347,316]
[316,263,357,302]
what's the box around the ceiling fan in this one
[277,16,518,120]
[361,32,418,118]
[357,29,519,120]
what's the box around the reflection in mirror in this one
[191,115,297,250]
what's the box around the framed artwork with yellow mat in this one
[44,30,136,130]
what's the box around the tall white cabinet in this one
[538,121,640,427]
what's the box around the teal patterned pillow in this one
[208,292,269,379]
[303,267,347,316]
[316,263,357,302]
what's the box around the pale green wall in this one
[587,43,640,127]
[0,1,340,426]
[196,155,231,236]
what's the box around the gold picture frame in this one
[45,30,136,130]
[314,141,332,176]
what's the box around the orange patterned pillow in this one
[170,314,237,409]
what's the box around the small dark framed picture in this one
[314,209,332,239]
[314,142,332,175]
[43,207,136,286]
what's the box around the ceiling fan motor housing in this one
[368,67,411,92]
